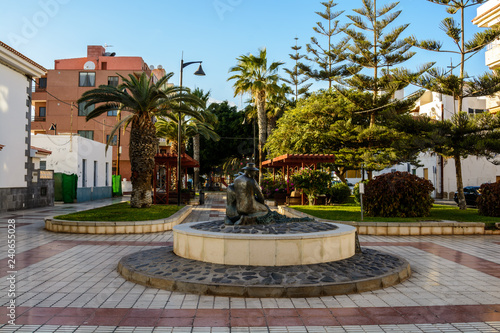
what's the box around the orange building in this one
[31,45,162,181]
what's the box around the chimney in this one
[87,45,105,59]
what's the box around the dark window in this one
[101,62,107,70]
[39,107,46,117]
[82,159,87,187]
[40,187,47,197]
[79,72,96,87]
[78,102,94,116]
[78,130,94,140]
[106,134,117,146]
[38,78,47,89]
[40,161,46,170]
[108,76,118,87]
[107,110,118,116]
[94,161,98,187]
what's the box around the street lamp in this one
[178,58,205,205]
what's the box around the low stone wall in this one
[45,205,192,234]
[0,179,54,212]
[279,206,500,236]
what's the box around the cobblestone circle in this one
[118,246,410,297]
[190,220,338,234]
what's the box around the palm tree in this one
[228,48,284,183]
[78,72,201,208]
[191,88,219,190]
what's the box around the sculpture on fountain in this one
[225,163,270,225]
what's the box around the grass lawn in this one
[291,203,500,224]
[54,202,183,222]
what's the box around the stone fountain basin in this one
[173,221,356,266]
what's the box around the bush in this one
[326,182,351,204]
[477,182,500,217]
[363,171,434,218]
[260,174,293,199]
[291,168,331,205]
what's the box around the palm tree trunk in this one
[454,153,466,210]
[193,134,201,190]
[257,90,267,184]
[129,118,157,208]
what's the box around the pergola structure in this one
[153,153,200,204]
[262,154,336,205]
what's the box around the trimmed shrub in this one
[477,182,500,217]
[326,182,351,204]
[363,171,434,218]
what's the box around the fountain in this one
[118,164,411,297]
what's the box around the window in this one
[39,107,46,117]
[78,102,94,116]
[78,130,94,140]
[40,161,46,170]
[101,62,107,70]
[82,159,87,187]
[107,110,118,116]
[468,108,486,115]
[106,134,117,146]
[79,72,96,87]
[94,161,98,187]
[108,76,119,87]
[105,162,109,186]
[38,78,47,89]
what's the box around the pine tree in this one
[282,37,312,101]
[397,0,500,209]
[299,0,350,89]
[335,0,427,177]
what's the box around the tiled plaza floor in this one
[1,193,499,333]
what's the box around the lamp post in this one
[178,58,205,205]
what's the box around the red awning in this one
[154,153,200,168]
[262,154,335,168]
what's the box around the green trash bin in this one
[112,175,122,196]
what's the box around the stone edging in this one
[44,205,193,234]
[117,246,412,298]
[278,206,500,236]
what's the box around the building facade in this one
[0,41,53,212]
[31,45,152,184]
[31,134,113,202]
[473,0,500,113]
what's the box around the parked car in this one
[453,186,481,206]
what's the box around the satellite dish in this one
[83,61,96,70]
[158,65,163,69]
[149,65,155,70]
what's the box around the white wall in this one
[31,134,112,188]
[0,64,30,188]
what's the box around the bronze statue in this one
[225,163,269,225]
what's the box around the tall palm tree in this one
[191,88,219,190]
[228,48,284,183]
[78,72,201,208]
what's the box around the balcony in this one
[485,40,500,69]
[33,116,46,122]
[473,0,500,28]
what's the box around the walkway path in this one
[0,193,499,332]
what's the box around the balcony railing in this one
[33,116,46,122]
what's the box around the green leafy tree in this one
[282,37,313,101]
[399,0,500,209]
[228,48,284,182]
[78,72,201,208]
[300,0,349,89]
[194,101,254,176]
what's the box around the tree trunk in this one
[454,153,467,210]
[256,90,267,184]
[193,134,200,190]
[129,117,157,208]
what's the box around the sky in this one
[0,0,492,108]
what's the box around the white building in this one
[370,91,500,199]
[0,41,52,212]
[31,134,113,202]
